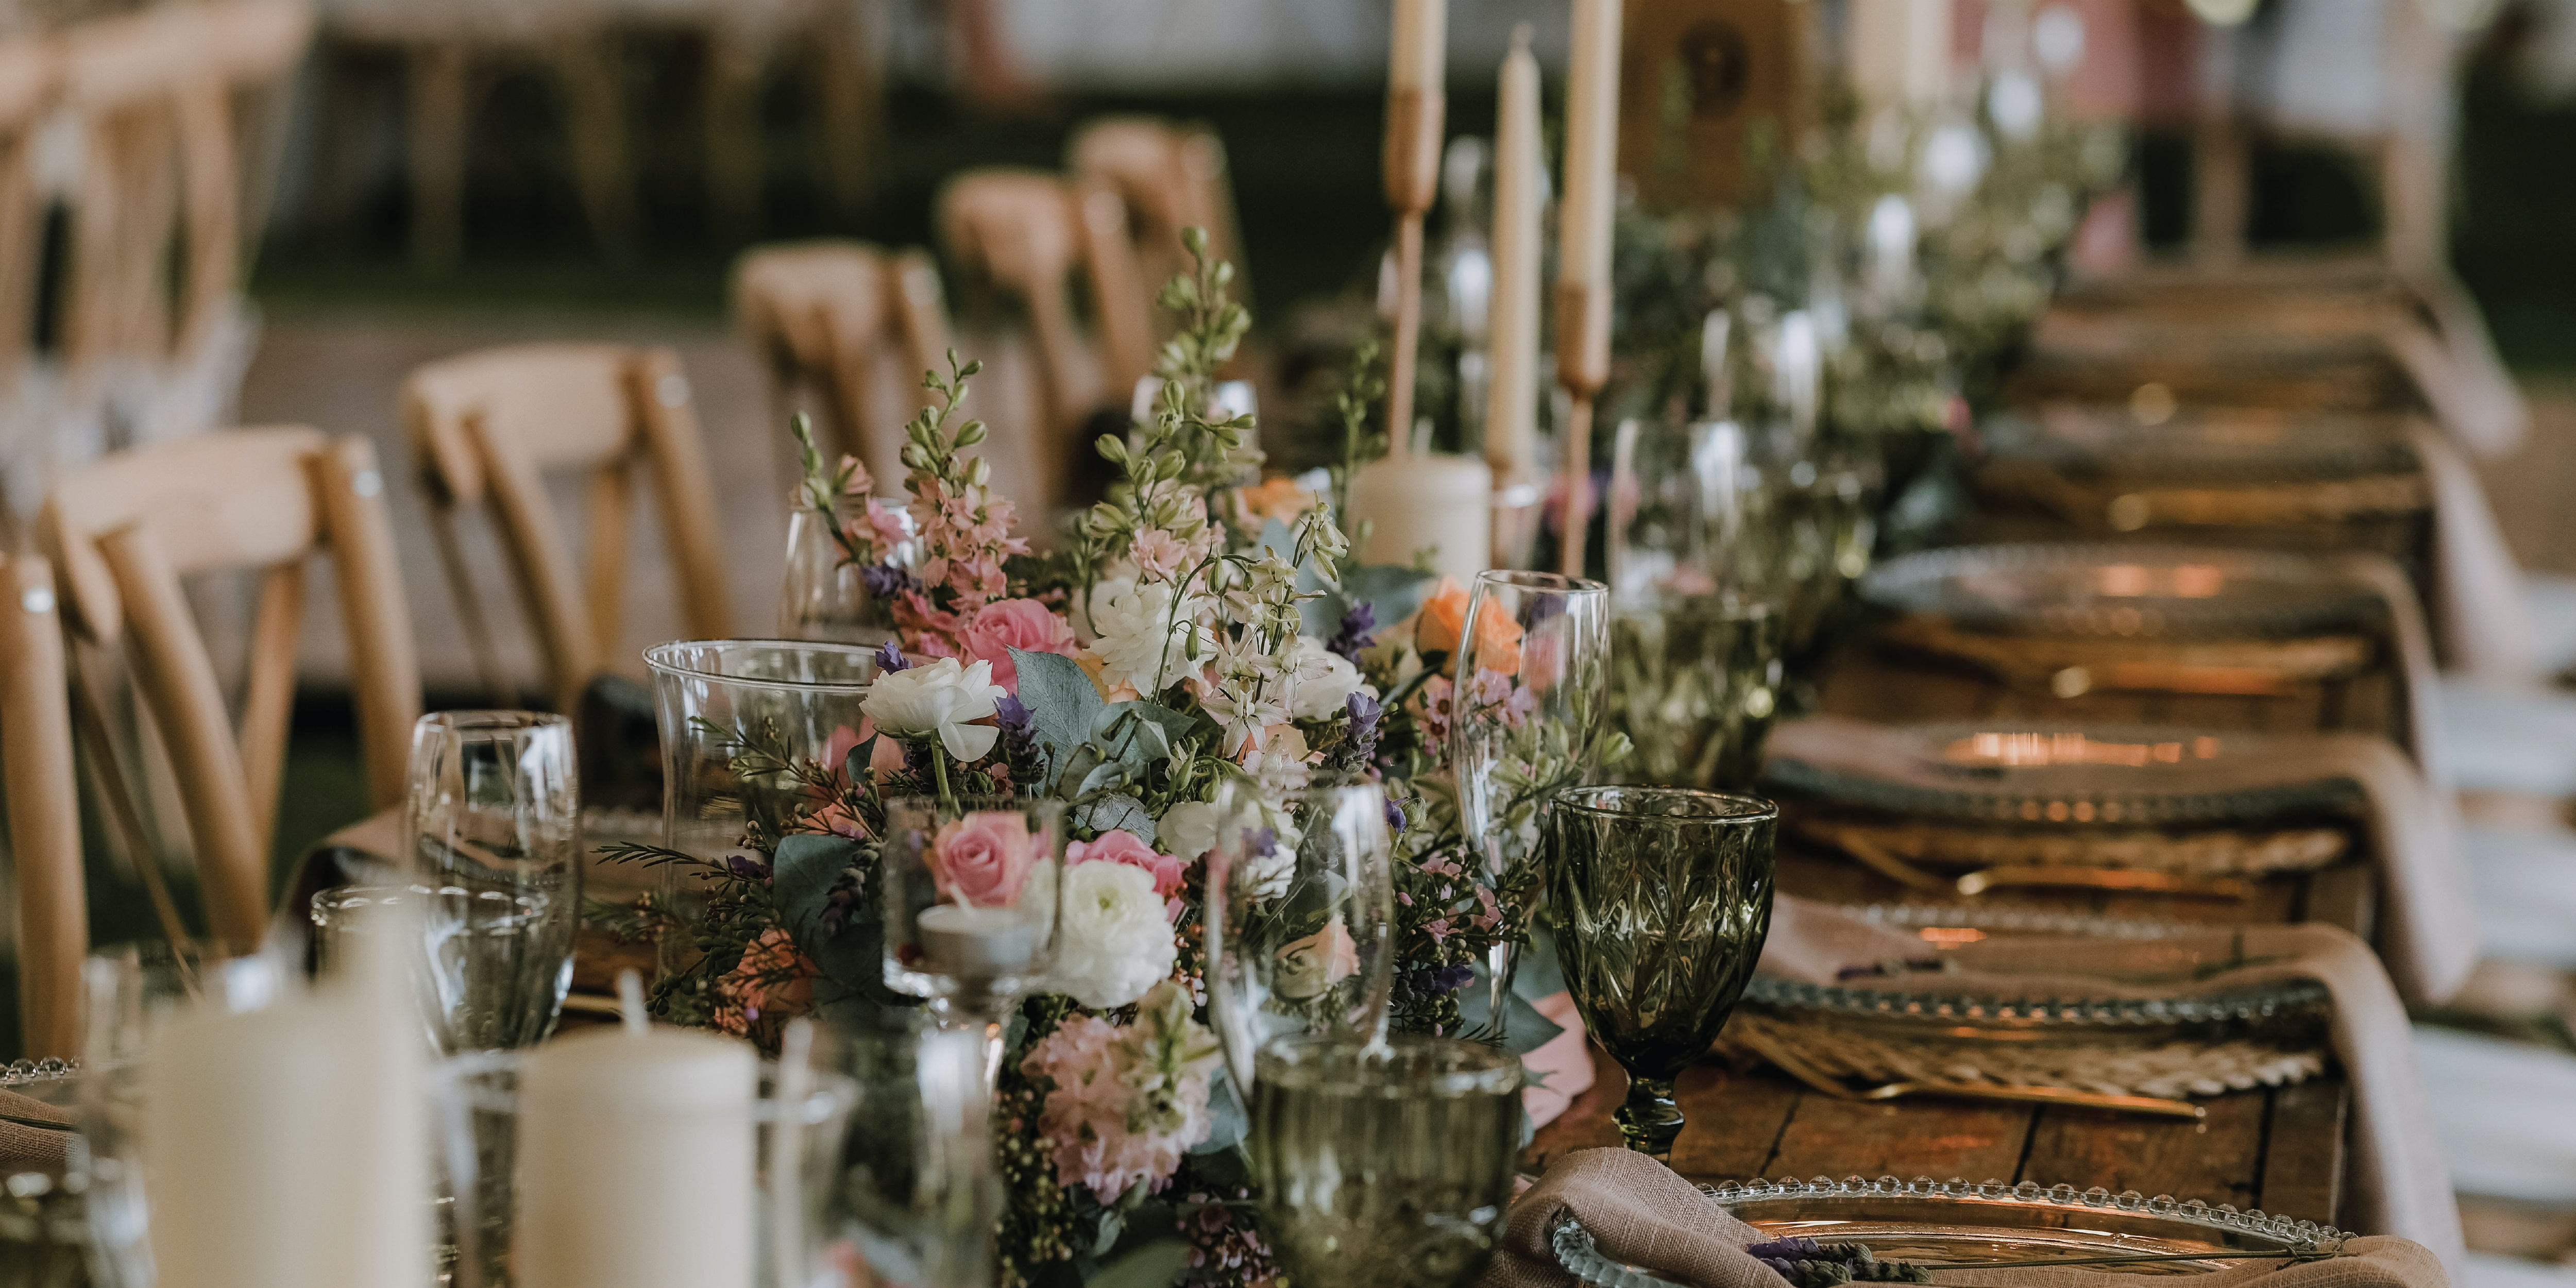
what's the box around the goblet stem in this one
[928,993,1012,1101]
[1613,1073,1685,1161]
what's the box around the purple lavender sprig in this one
[1327,602,1377,662]
[875,640,912,673]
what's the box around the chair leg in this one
[407,42,470,275]
[555,35,639,265]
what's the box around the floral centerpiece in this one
[607,232,1606,1286]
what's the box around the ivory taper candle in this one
[1351,452,1493,588]
[1382,0,1448,460]
[1389,0,1445,92]
[1484,24,1544,482]
[516,1023,758,1288]
[1849,0,1952,107]
[1559,0,1622,301]
[143,925,426,1288]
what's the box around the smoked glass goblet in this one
[1546,786,1776,1161]
[1250,1033,1522,1288]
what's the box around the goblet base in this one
[1613,1073,1685,1162]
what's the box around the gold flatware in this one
[1737,1026,2207,1121]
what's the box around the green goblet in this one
[1547,786,1776,1161]
[1250,1034,1523,1288]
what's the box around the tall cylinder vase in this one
[643,641,880,978]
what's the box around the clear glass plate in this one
[1859,545,2385,640]
[1554,1176,2342,1287]
[1763,721,2363,828]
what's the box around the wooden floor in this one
[1525,1043,2350,1227]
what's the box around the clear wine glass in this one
[1447,569,1607,1038]
[1250,1033,1523,1288]
[311,884,557,1055]
[405,711,579,1047]
[1202,775,1397,1096]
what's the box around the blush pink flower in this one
[962,598,1078,691]
[801,725,872,839]
[1274,916,1360,1000]
[1067,827,1186,919]
[929,810,1039,907]
[1131,530,1188,581]
[1018,980,1219,1203]
[863,499,913,553]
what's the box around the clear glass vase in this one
[779,498,916,647]
[643,641,881,979]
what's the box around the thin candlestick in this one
[1558,395,1597,577]
[617,968,648,1034]
[1385,209,1428,460]
[1555,279,1611,578]
[1382,81,1444,461]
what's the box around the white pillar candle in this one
[1351,452,1494,588]
[1558,0,1622,298]
[1849,0,1953,107]
[1388,0,1446,92]
[1484,25,1545,481]
[516,1025,759,1288]
[143,933,426,1288]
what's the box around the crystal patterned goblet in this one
[1546,785,1776,1160]
[1250,1033,1523,1288]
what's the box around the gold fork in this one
[1734,1026,2207,1121]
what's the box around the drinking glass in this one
[79,942,286,1288]
[1203,776,1397,1096]
[1250,1034,1523,1288]
[830,1009,1004,1288]
[311,884,558,1054]
[1448,570,1607,1037]
[406,711,578,1046]
[878,796,1064,1090]
[646,641,881,978]
[1547,786,1776,1161]
[1604,418,1788,791]
[780,496,915,646]
[431,1045,857,1288]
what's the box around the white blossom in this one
[1286,635,1375,721]
[1048,860,1178,1009]
[861,657,1005,761]
[1087,579,1211,695]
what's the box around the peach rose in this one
[963,598,1078,693]
[714,928,815,1035]
[930,810,1040,907]
[1413,577,1523,677]
[1234,476,1314,524]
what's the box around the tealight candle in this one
[515,1023,758,1288]
[1350,452,1493,588]
[919,902,1043,977]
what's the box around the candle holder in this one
[1555,280,1612,578]
[1382,84,1444,457]
[430,1051,858,1288]
[878,796,1066,1092]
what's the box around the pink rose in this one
[963,598,1078,692]
[1275,917,1360,1001]
[1066,828,1186,920]
[930,811,1040,907]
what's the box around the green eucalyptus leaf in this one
[1074,793,1155,837]
[1012,649,1104,778]
[1089,1241,1192,1288]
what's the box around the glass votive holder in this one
[429,1048,856,1288]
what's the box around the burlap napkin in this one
[1764,717,2476,1007]
[1756,897,2465,1279]
[0,1088,72,1174]
[1479,1147,2450,1288]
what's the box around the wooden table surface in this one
[1523,1035,2351,1227]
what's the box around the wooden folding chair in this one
[937,168,1101,506]
[1,554,82,1059]
[1069,114,1247,304]
[36,427,417,951]
[733,240,955,493]
[401,344,732,717]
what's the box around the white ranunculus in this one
[1048,860,1177,1009]
[1286,636,1375,722]
[1157,800,1219,860]
[1086,579,1210,695]
[861,657,1006,761]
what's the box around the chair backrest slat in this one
[1,555,83,1059]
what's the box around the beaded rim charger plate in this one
[1859,545,2384,640]
[1763,722,2363,829]
[1553,1177,2345,1287]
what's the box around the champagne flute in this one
[407,711,579,1047]
[878,795,1064,1093]
[1203,776,1398,1096]
[1448,569,1607,1038]
[1250,1033,1523,1288]
[1547,786,1776,1161]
